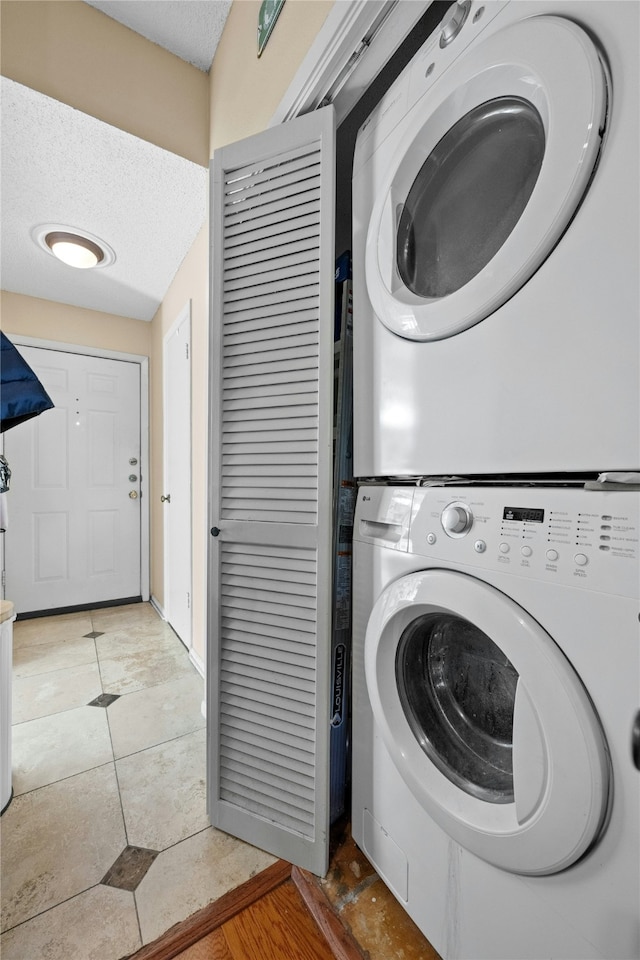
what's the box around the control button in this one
[499,543,510,554]
[599,545,610,551]
[574,553,589,566]
[601,515,612,521]
[546,549,559,562]
[441,501,473,538]
[439,0,471,47]
[521,546,532,557]
[600,535,611,541]
[474,540,486,553]
[600,524,611,530]
[427,532,437,545]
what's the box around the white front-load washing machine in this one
[352,483,639,959]
[352,0,639,478]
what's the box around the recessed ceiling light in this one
[32,224,116,269]
[45,231,105,268]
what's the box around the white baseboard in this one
[150,595,166,620]
[189,647,205,678]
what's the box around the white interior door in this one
[163,304,192,649]
[208,105,335,876]
[4,347,141,615]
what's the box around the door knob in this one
[161,494,171,503]
[129,490,138,500]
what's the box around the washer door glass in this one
[397,612,518,803]
[397,98,545,300]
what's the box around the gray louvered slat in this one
[225,234,319,269]
[220,763,315,817]
[222,698,315,736]
[222,363,318,384]
[222,456,318,471]
[223,644,316,676]
[225,250,321,283]
[224,199,320,239]
[224,320,318,346]
[225,141,320,187]
[223,298,318,325]
[223,343,318,367]
[221,570,316,592]
[220,724,314,766]
[220,785,314,837]
[225,214,320,253]
[225,155,321,204]
[225,254,320,288]
[222,540,316,560]
[224,285,319,313]
[222,755,314,799]
[223,392,317,411]
[224,177,320,224]
[222,472,317,487]
[224,637,316,667]
[224,275,319,307]
[220,604,316,634]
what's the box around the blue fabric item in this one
[0,332,55,432]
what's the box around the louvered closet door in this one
[208,106,335,876]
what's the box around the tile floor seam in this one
[0,880,122,937]
[12,758,117,800]
[12,657,100,682]
[111,726,205,763]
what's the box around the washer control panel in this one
[410,486,639,597]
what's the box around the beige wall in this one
[209,0,334,152]
[0,290,151,357]
[0,0,209,166]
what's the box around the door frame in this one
[8,335,150,603]
[162,301,192,650]
[271,0,432,127]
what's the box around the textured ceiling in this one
[1,78,208,322]
[83,0,232,72]
[1,1,232,323]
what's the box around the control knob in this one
[441,501,473,538]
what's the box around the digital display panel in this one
[503,507,545,523]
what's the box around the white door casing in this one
[4,346,144,614]
[208,106,336,876]
[163,303,193,649]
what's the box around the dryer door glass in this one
[396,98,545,299]
[396,612,519,803]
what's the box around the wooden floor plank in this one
[221,880,337,960]
[171,928,233,960]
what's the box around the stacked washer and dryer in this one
[350,2,639,959]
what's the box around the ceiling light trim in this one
[32,223,116,269]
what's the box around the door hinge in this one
[185,343,189,360]
[187,591,191,609]
[1,569,5,589]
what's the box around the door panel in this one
[4,348,141,614]
[208,106,335,876]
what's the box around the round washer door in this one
[365,570,610,875]
[366,15,607,340]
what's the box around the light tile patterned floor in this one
[0,603,276,960]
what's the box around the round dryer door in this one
[366,15,607,340]
[365,570,610,875]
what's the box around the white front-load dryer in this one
[352,484,640,959]
[352,0,639,477]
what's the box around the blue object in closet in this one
[0,332,54,432]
